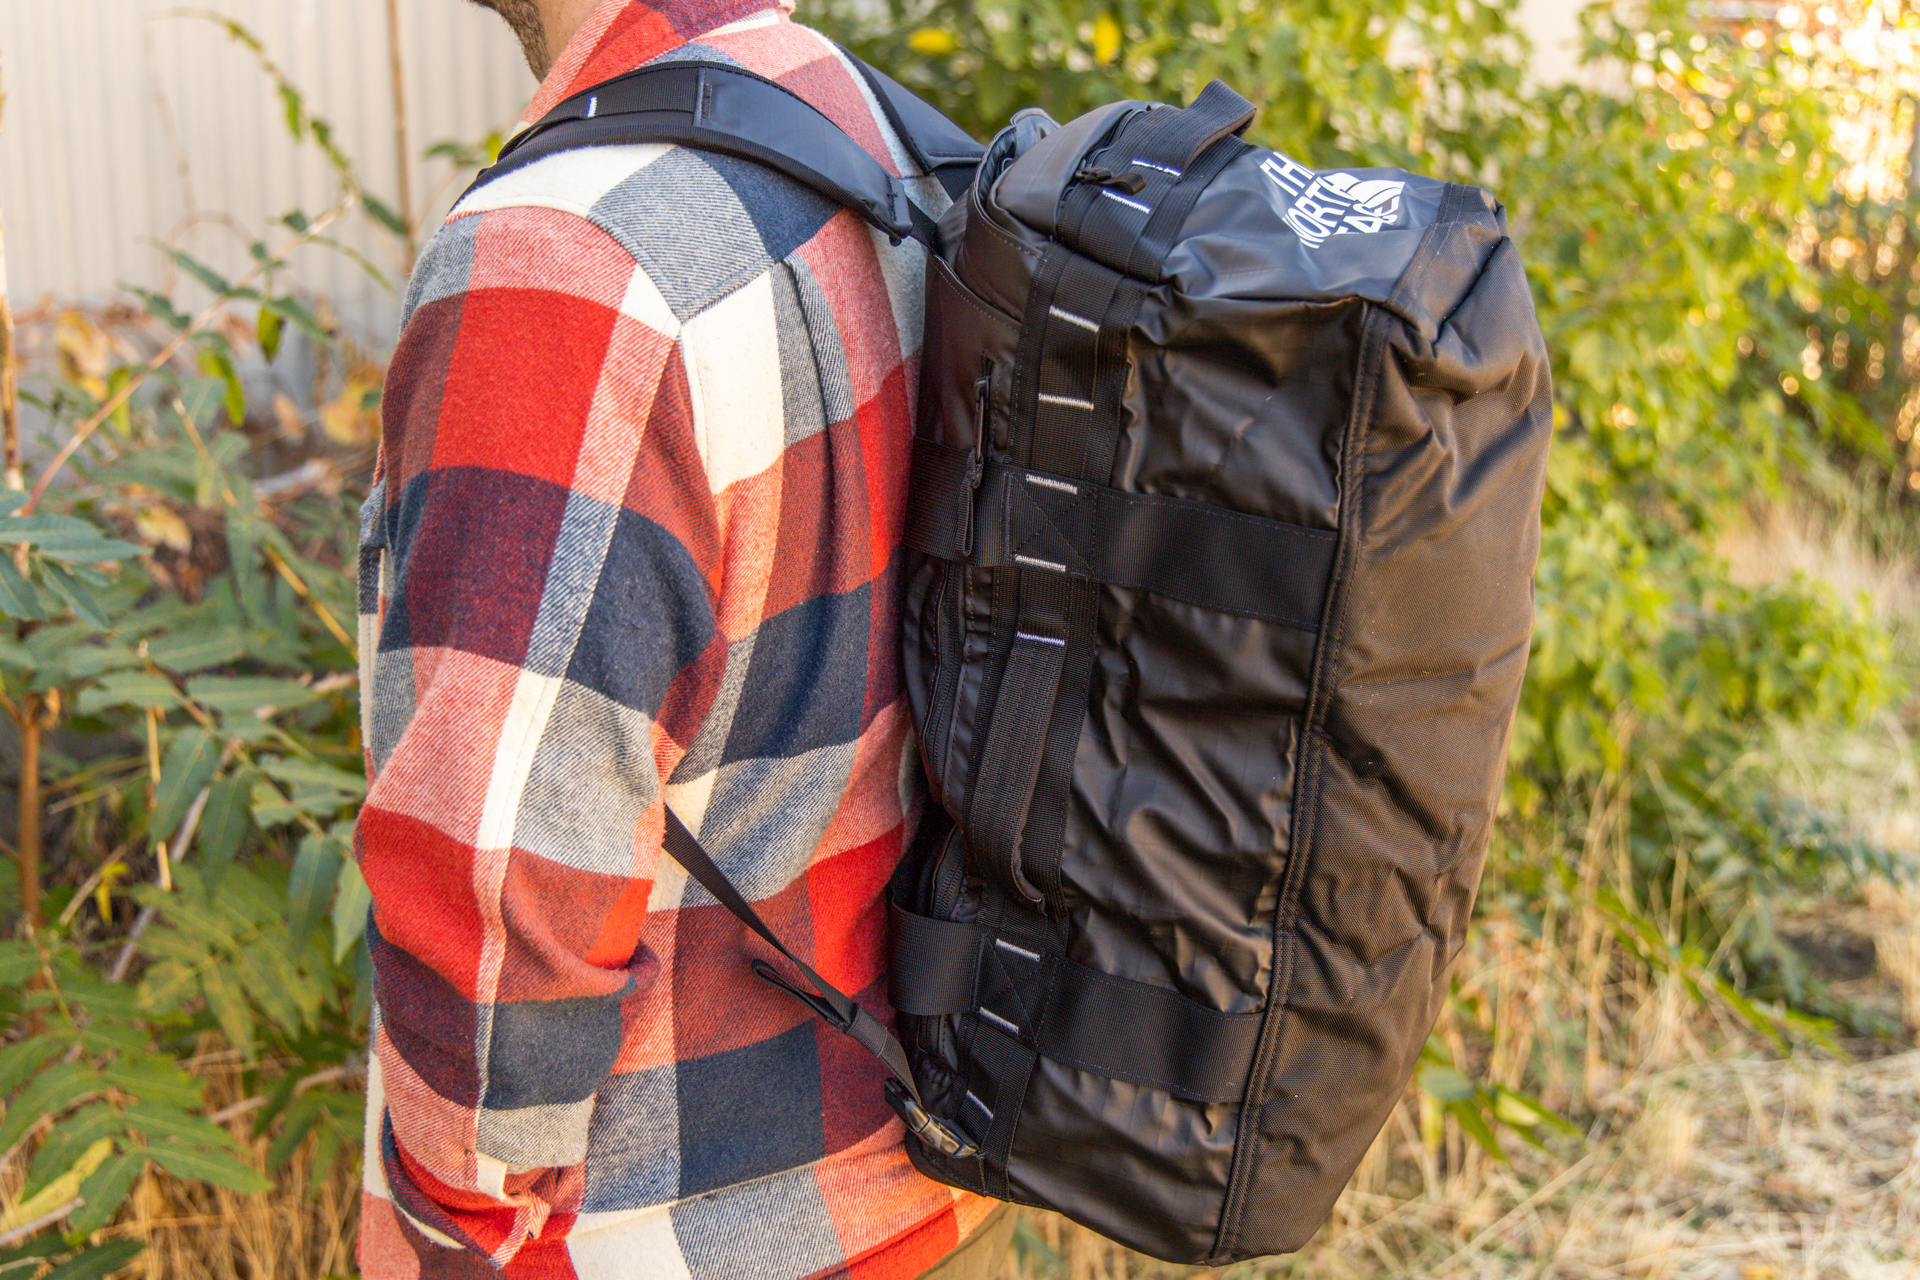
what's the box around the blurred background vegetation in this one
[2,1,1918,1277]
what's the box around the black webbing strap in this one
[1042,958,1260,1102]
[1057,81,1255,282]
[887,904,982,1015]
[889,903,1261,1103]
[1121,79,1256,175]
[466,63,947,247]
[1012,257,1144,912]
[906,439,1338,630]
[659,807,978,1158]
[963,1008,1034,1199]
[963,581,1072,906]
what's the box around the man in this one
[353,1,1011,1274]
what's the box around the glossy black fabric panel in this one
[1006,1058,1240,1262]
[1230,223,1552,1260]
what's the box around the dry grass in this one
[1720,503,1920,632]
[93,1047,360,1280]
[1723,501,1920,860]
[1012,1034,1920,1280]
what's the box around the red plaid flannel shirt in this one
[354,3,991,1274]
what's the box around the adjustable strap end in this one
[751,958,849,1030]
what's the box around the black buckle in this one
[884,1079,981,1159]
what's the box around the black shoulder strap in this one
[842,53,982,201]
[465,60,982,246]
[659,806,979,1160]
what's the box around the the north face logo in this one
[1260,154,1407,247]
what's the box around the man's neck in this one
[534,0,601,78]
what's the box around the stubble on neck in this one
[467,0,553,79]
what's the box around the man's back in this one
[354,3,994,1274]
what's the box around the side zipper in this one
[1210,302,1389,1265]
[923,372,992,796]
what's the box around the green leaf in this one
[131,286,192,332]
[145,629,248,674]
[76,1019,151,1060]
[121,1102,231,1151]
[200,961,257,1061]
[38,563,112,630]
[0,554,44,620]
[195,776,250,886]
[306,1114,348,1201]
[265,1095,323,1171]
[256,305,283,362]
[332,859,371,964]
[262,296,331,343]
[22,1104,118,1200]
[145,1140,271,1193]
[34,538,142,564]
[0,940,43,987]
[0,1036,62,1094]
[38,1240,146,1280]
[362,193,409,237]
[67,1151,146,1236]
[0,1064,99,1156]
[1416,1063,1475,1103]
[75,671,181,715]
[61,644,141,680]
[223,507,264,621]
[288,833,344,944]
[96,1055,204,1111]
[179,377,225,429]
[262,757,367,804]
[249,779,302,828]
[157,245,236,297]
[0,491,28,516]
[0,514,137,559]
[1493,1086,1581,1135]
[152,729,221,841]
[186,675,320,717]
[277,83,306,140]
[1447,1098,1510,1163]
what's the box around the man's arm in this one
[356,200,722,1265]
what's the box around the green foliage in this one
[0,22,386,1264]
[1416,1035,1580,1162]
[0,932,272,1255]
[820,0,1524,167]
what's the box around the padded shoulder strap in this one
[465,61,977,246]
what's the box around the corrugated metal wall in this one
[0,0,535,339]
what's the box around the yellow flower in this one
[907,28,959,56]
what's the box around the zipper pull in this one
[959,376,990,558]
[1074,164,1146,194]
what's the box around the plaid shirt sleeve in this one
[357,199,727,1263]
